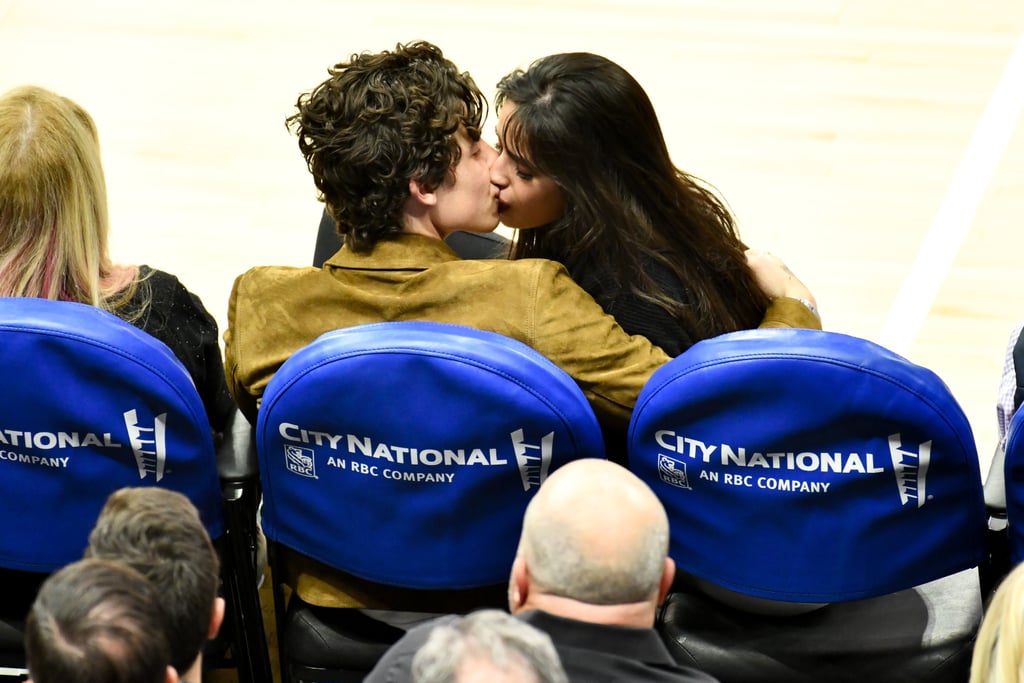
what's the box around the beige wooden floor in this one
[2,0,1023,477]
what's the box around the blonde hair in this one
[971,563,1024,682]
[0,85,136,310]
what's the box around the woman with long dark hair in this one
[492,52,816,355]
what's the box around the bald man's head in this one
[517,459,670,605]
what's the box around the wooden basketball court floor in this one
[2,0,1023,478]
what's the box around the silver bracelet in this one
[794,297,820,320]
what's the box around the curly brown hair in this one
[287,41,486,252]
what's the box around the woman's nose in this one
[490,154,509,187]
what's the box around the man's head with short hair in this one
[286,40,490,252]
[411,610,566,683]
[25,558,177,683]
[509,459,674,626]
[84,487,222,676]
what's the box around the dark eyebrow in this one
[508,148,537,173]
[494,129,535,171]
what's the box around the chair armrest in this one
[982,442,1010,598]
[214,408,272,683]
[985,442,1007,510]
[216,408,258,483]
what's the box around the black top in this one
[116,266,234,432]
[572,256,697,357]
[364,609,719,682]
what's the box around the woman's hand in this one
[745,248,817,309]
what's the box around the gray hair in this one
[523,510,668,605]
[411,610,567,683]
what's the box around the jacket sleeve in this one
[223,273,260,424]
[760,297,822,331]
[525,261,672,438]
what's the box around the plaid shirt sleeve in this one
[997,321,1024,447]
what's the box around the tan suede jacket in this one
[224,234,819,606]
[225,234,817,432]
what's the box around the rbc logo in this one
[658,454,691,490]
[285,444,317,479]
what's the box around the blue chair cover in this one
[0,298,224,572]
[256,321,605,589]
[1002,407,1024,564]
[629,328,986,603]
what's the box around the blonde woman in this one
[971,563,1024,682]
[0,85,233,431]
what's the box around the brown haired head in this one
[287,41,487,252]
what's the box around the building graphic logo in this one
[284,444,317,478]
[658,454,691,490]
[511,428,553,491]
[888,433,931,508]
[123,409,167,482]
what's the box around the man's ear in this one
[508,555,530,614]
[164,665,180,683]
[657,557,676,605]
[408,178,438,207]
[208,597,226,640]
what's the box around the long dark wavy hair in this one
[287,41,487,252]
[496,53,769,340]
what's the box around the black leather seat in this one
[313,208,509,267]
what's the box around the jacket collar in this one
[323,233,461,272]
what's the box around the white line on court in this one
[879,33,1024,356]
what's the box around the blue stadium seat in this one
[0,297,269,683]
[628,328,988,683]
[256,321,606,682]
